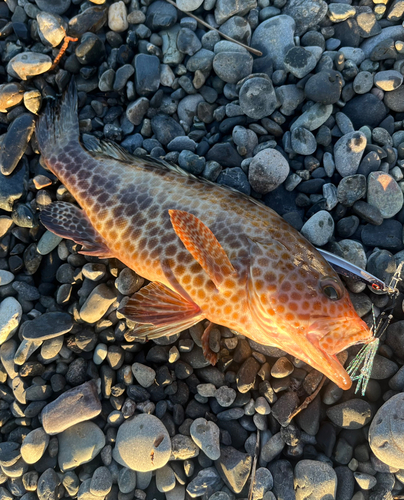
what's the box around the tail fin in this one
[36,77,79,158]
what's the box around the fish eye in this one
[320,277,343,301]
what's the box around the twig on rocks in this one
[286,375,327,425]
[50,36,79,71]
[164,0,263,57]
[248,429,260,500]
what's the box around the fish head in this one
[247,238,374,389]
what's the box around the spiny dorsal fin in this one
[169,209,236,290]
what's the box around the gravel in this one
[0,0,404,498]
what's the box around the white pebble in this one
[108,1,128,33]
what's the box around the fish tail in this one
[36,77,79,159]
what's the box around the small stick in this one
[286,375,326,424]
[50,36,79,71]
[248,429,260,500]
[164,0,263,57]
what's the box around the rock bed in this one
[1,0,404,499]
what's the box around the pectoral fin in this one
[40,201,113,258]
[120,281,203,340]
[169,209,236,290]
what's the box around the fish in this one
[35,80,374,390]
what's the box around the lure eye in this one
[320,277,343,301]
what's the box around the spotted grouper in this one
[36,80,373,390]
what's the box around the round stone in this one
[0,297,22,346]
[301,210,334,247]
[108,1,128,32]
[304,70,343,104]
[212,51,253,84]
[114,414,171,472]
[58,421,105,472]
[343,93,387,129]
[21,427,49,465]
[326,399,372,429]
[375,70,403,91]
[367,172,403,218]
[8,53,52,81]
[36,12,66,47]
[35,0,70,14]
[353,71,373,94]
[248,148,289,194]
[239,77,277,120]
[369,393,404,468]
[284,46,317,79]
[295,460,337,500]
[176,0,204,11]
[37,231,63,255]
[334,131,367,177]
[291,127,317,155]
[190,418,220,460]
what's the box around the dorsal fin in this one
[169,209,236,290]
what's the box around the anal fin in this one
[120,281,204,341]
[40,201,113,258]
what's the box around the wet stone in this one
[22,312,73,341]
[41,380,102,435]
[343,94,387,129]
[0,82,24,112]
[134,54,160,96]
[36,12,65,47]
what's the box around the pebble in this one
[251,15,295,71]
[79,283,117,323]
[301,210,334,246]
[22,312,73,341]
[0,296,22,346]
[90,466,112,496]
[304,70,343,104]
[284,47,317,79]
[20,427,49,465]
[215,445,252,494]
[291,127,317,155]
[369,393,404,468]
[114,414,171,471]
[0,113,35,176]
[108,1,128,33]
[190,418,220,460]
[41,381,102,435]
[326,400,372,429]
[7,53,53,80]
[37,469,61,500]
[37,231,63,255]
[367,172,403,218]
[294,460,337,500]
[212,51,253,84]
[132,362,156,388]
[248,149,289,194]
[354,472,377,490]
[0,83,24,113]
[58,421,105,472]
[343,94,387,129]
[239,77,277,120]
[334,131,367,177]
[35,0,71,15]
[375,70,403,91]
[36,12,66,47]
[176,0,204,11]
